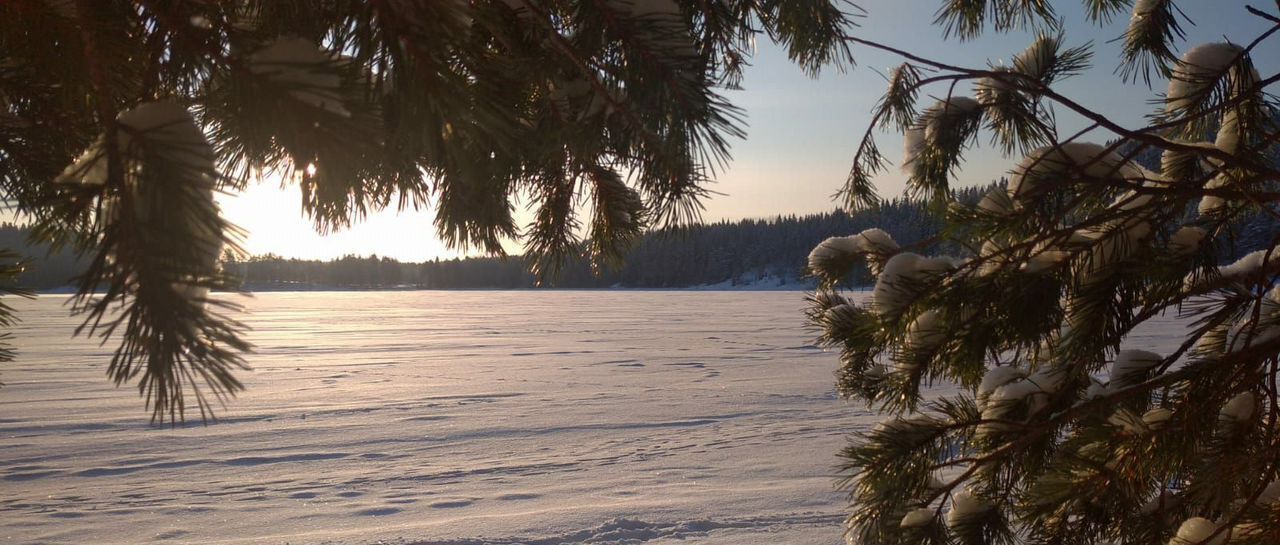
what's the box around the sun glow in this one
[216,177,462,263]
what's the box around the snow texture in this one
[1198,176,1229,216]
[249,37,350,117]
[807,229,899,279]
[977,366,1026,409]
[899,508,935,528]
[856,228,900,255]
[902,97,980,173]
[1109,409,1147,435]
[906,310,945,355]
[1141,407,1173,429]
[605,0,694,59]
[977,240,1008,277]
[807,236,862,274]
[873,253,955,318]
[1258,481,1280,504]
[1007,143,1142,204]
[1218,249,1280,281]
[1,292,868,545]
[0,292,1216,544]
[976,187,1013,215]
[1169,226,1207,256]
[1223,289,1280,352]
[1025,367,1066,395]
[59,100,214,187]
[945,491,992,528]
[1022,248,1070,275]
[1111,349,1162,387]
[1166,43,1244,114]
[1219,392,1255,423]
[55,100,219,304]
[1083,378,1110,401]
[1171,516,1225,545]
[981,366,1063,429]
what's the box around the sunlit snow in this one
[4,291,871,545]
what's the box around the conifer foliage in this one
[0,0,853,421]
[809,2,1280,544]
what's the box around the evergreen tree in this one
[0,0,851,421]
[807,2,1280,545]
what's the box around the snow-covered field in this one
[1,291,881,545]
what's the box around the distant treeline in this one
[0,224,89,291]
[0,190,963,290]
[4,180,1276,291]
[229,195,955,290]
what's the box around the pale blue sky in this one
[218,0,1277,261]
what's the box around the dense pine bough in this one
[0,0,853,421]
[808,2,1280,544]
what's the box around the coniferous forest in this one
[5,182,1276,291]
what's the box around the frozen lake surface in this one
[1,291,878,545]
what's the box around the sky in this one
[216,1,1278,262]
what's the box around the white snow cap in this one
[899,508,935,528]
[1110,350,1162,387]
[606,0,694,59]
[902,126,926,174]
[985,365,1065,421]
[808,229,900,279]
[1109,408,1146,435]
[1159,141,1223,181]
[906,310,946,355]
[856,228,900,255]
[56,101,220,306]
[1141,407,1173,429]
[1022,366,1068,415]
[249,37,350,117]
[1083,378,1110,401]
[1081,218,1153,280]
[1008,143,1142,204]
[946,491,993,527]
[924,97,980,141]
[1025,366,1067,394]
[977,366,1026,409]
[872,253,955,318]
[1193,324,1227,357]
[1170,517,1226,545]
[976,186,1013,215]
[59,100,216,187]
[1022,248,1071,275]
[1219,392,1255,423]
[1197,175,1230,217]
[977,240,1008,277]
[1223,290,1280,352]
[873,415,937,435]
[1215,108,1242,154]
[1168,226,1207,256]
[808,236,862,272]
[902,97,980,173]
[1218,249,1280,281]
[1257,481,1280,504]
[1166,43,1248,113]
[813,290,848,309]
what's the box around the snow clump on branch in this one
[902,97,981,172]
[808,229,900,283]
[873,252,957,319]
